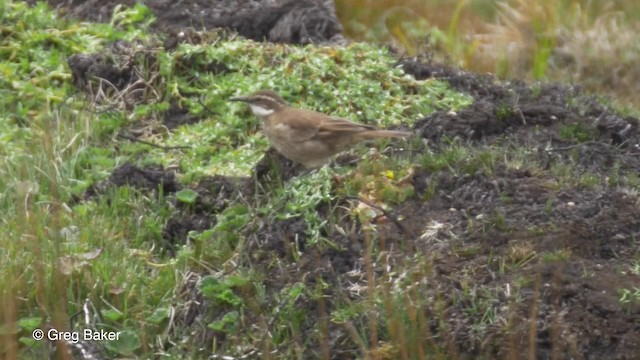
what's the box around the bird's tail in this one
[361,129,412,139]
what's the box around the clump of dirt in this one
[81,163,179,200]
[162,99,207,130]
[68,51,133,91]
[162,214,215,256]
[68,40,215,137]
[507,261,640,360]
[67,40,164,109]
[43,0,344,45]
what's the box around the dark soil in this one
[403,59,640,174]
[61,2,640,358]
[404,166,640,358]
[41,0,343,45]
[81,163,179,199]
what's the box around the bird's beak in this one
[229,95,249,102]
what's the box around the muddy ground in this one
[52,0,640,358]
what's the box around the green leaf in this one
[207,311,239,332]
[147,307,170,324]
[17,317,41,331]
[176,188,198,204]
[101,309,123,322]
[19,336,38,347]
[288,283,305,302]
[216,289,243,307]
[225,275,250,287]
[200,276,226,297]
[104,330,141,356]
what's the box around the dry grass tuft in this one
[336,0,640,110]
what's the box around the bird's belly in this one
[273,139,332,165]
[264,129,325,167]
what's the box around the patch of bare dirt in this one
[396,165,640,359]
[81,163,179,200]
[41,0,344,45]
[403,59,640,173]
[67,40,166,113]
[162,175,249,255]
[162,100,207,130]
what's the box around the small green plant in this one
[530,83,542,97]
[208,311,240,333]
[541,248,572,262]
[578,172,601,188]
[527,225,546,236]
[629,259,640,276]
[608,162,621,187]
[495,103,514,120]
[419,141,470,173]
[104,330,142,356]
[16,316,43,348]
[259,167,334,247]
[270,282,307,345]
[200,275,249,308]
[619,287,640,305]
[212,204,250,247]
[110,3,155,32]
[457,244,482,258]
[459,286,498,336]
[544,197,555,214]
[558,123,597,142]
[488,210,509,233]
[625,173,640,190]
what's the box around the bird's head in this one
[229,89,288,117]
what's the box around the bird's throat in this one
[249,104,275,117]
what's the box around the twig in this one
[545,140,611,152]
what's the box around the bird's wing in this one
[315,115,376,140]
[272,108,322,142]
[274,108,376,142]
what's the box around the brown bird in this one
[230,90,411,168]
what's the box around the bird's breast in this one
[262,118,290,140]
